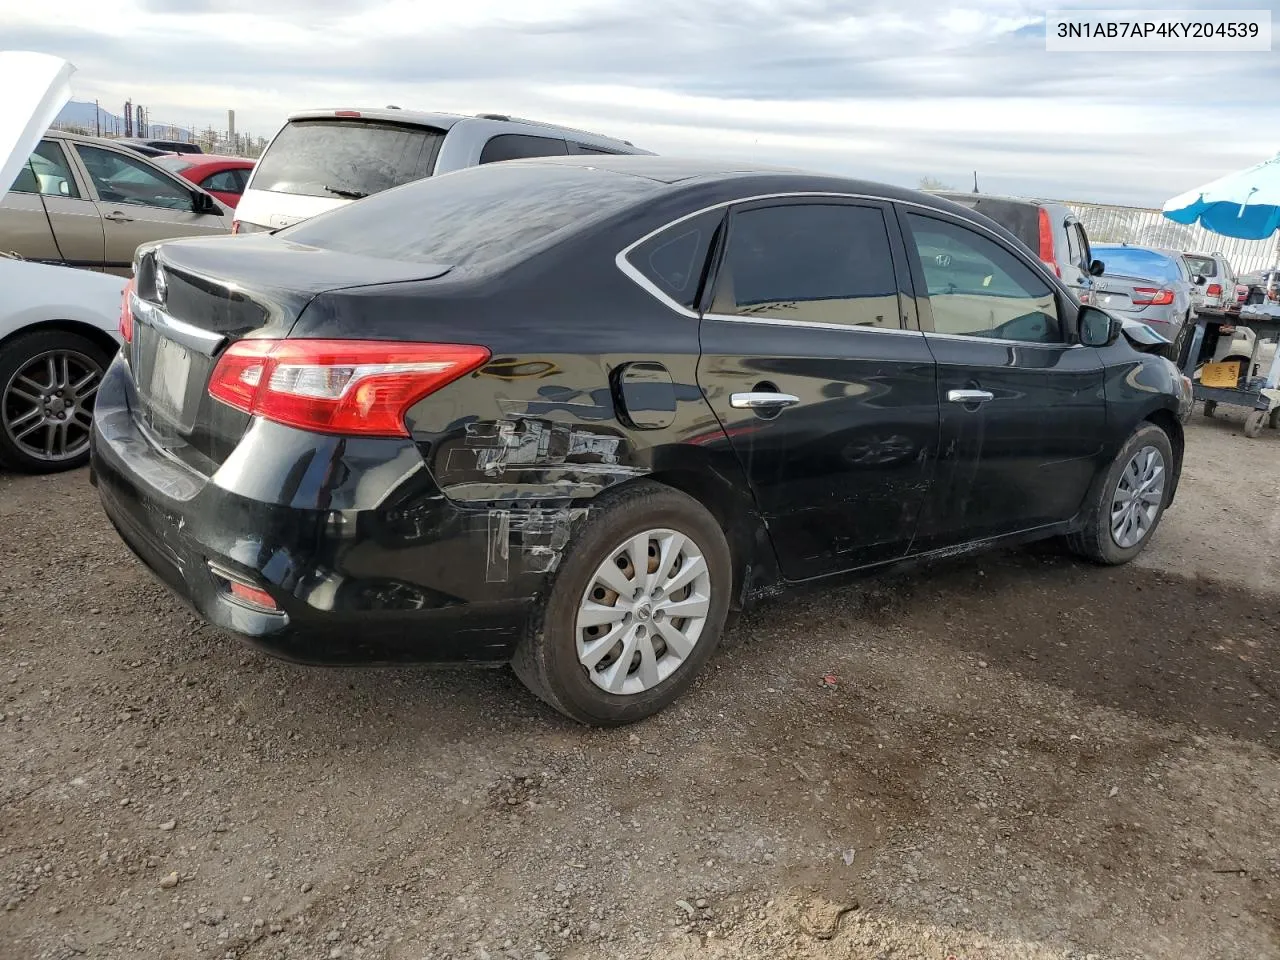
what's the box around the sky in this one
[3,0,1278,206]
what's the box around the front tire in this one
[1067,423,1174,565]
[513,481,732,726]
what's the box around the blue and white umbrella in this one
[1162,152,1280,240]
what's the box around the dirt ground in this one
[2,407,1279,960]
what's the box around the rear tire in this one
[512,481,732,726]
[0,330,113,473]
[1067,423,1174,566]
[1244,410,1266,439]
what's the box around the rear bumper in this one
[89,356,542,666]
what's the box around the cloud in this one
[5,0,1278,206]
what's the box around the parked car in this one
[929,191,1103,303]
[1182,250,1236,313]
[1091,243,1199,361]
[154,153,255,210]
[1238,266,1280,305]
[118,137,204,158]
[0,129,231,276]
[1,52,127,472]
[232,108,652,234]
[92,155,1192,724]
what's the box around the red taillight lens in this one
[230,219,240,235]
[208,339,491,437]
[1132,287,1175,306]
[119,278,135,343]
[1037,208,1060,276]
[1207,283,1223,296]
[228,581,279,611]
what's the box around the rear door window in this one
[250,119,444,200]
[479,134,570,164]
[711,202,902,329]
[11,140,80,198]
[202,169,247,194]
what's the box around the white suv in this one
[233,108,652,234]
[1182,251,1236,313]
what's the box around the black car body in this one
[90,157,1193,724]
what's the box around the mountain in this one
[53,100,193,141]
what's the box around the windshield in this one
[280,162,660,268]
[1095,246,1181,283]
[1183,255,1216,277]
[250,118,446,200]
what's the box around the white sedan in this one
[0,254,124,471]
[1,51,126,472]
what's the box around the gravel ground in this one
[2,408,1278,960]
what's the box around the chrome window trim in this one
[614,190,1070,338]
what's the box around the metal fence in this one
[1055,199,1280,275]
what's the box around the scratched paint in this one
[485,506,590,581]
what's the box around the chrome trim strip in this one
[922,330,1083,349]
[131,293,226,354]
[703,312,923,336]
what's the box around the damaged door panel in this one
[696,198,940,581]
[897,208,1107,547]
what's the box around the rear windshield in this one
[250,119,446,200]
[1095,247,1180,282]
[936,195,1039,249]
[280,162,660,268]
[1183,255,1217,277]
[153,155,193,174]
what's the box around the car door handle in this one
[103,211,134,222]
[947,389,994,404]
[730,392,801,409]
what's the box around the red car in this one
[154,154,256,210]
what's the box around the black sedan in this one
[90,156,1194,725]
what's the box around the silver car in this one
[1092,244,1198,361]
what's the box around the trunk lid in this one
[127,233,451,475]
[1093,273,1163,313]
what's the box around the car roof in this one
[281,106,645,149]
[931,190,1063,209]
[491,155,1021,224]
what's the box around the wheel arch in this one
[1142,407,1183,505]
[0,319,121,361]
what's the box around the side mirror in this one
[1079,306,1120,347]
[58,180,69,196]
[1089,259,1105,277]
[191,191,222,216]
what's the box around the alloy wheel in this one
[1,349,103,464]
[575,528,712,695]
[1110,445,1165,549]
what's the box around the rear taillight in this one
[208,339,491,437]
[1132,287,1175,306]
[1237,285,1249,302]
[1037,208,1061,277]
[119,278,135,343]
[1207,283,1223,296]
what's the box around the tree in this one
[918,176,954,191]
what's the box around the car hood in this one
[0,51,75,200]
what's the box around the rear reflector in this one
[208,339,491,437]
[1132,287,1175,306]
[1207,283,1223,296]
[1037,208,1060,277]
[119,279,135,343]
[228,581,279,611]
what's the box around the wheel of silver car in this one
[513,481,732,726]
[1109,445,1165,548]
[575,528,712,695]
[0,330,112,473]
[1067,422,1174,566]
